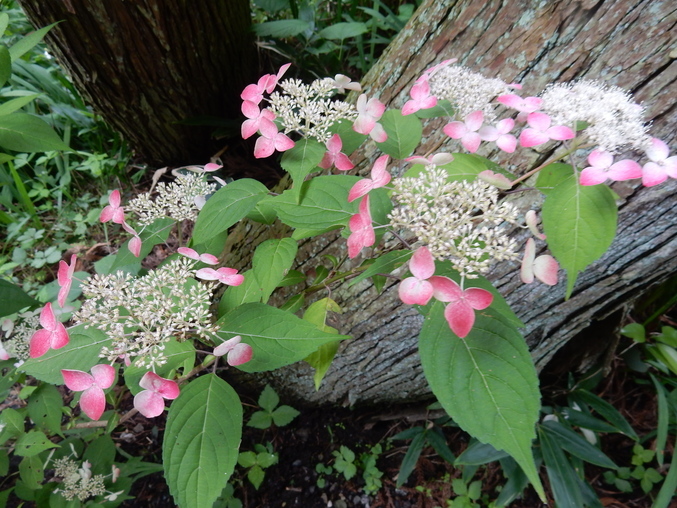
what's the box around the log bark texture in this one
[17,0,257,166]
[226,0,677,406]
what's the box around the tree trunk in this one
[226,0,677,406]
[17,0,257,166]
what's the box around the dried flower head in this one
[388,168,519,278]
[540,80,650,153]
[126,173,215,226]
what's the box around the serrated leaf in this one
[15,430,58,457]
[253,19,311,37]
[542,174,617,298]
[8,23,57,61]
[272,405,300,426]
[258,384,279,412]
[540,420,617,468]
[216,303,348,373]
[0,408,25,445]
[248,465,265,489]
[419,302,544,499]
[539,426,584,508]
[318,22,368,40]
[247,411,273,429]
[164,374,242,508]
[349,250,411,287]
[0,279,39,318]
[252,238,298,302]
[375,109,422,159]
[19,455,43,489]
[280,138,325,197]
[20,324,111,385]
[193,179,269,244]
[26,384,64,437]
[0,113,69,152]
[238,451,257,467]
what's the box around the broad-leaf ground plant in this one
[1,57,675,507]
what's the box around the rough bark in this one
[226,0,676,407]
[17,0,257,166]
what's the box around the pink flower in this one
[29,302,69,358]
[479,118,517,153]
[57,254,77,308]
[429,276,493,338]
[398,246,436,305]
[525,210,546,240]
[0,341,10,360]
[242,106,277,140]
[128,235,142,258]
[203,163,222,172]
[347,155,391,202]
[331,74,361,93]
[100,190,125,224]
[520,238,559,286]
[405,153,454,166]
[133,372,180,418]
[402,79,437,116]
[353,94,387,142]
[519,112,575,148]
[642,138,677,187]
[253,119,295,158]
[443,111,485,153]
[496,94,542,122]
[318,134,354,171]
[347,195,375,259]
[177,247,219,265]
[579,149,642,186]
[195,267,245,286]
[61,364,116,420]
[240,63,292,104]
[213,335,253,366]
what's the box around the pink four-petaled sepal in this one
[57,254,77,308]
[353,94,387,142]
[177,247,219,265]
[242,107,277,140]
[520,238,559,286]
[253,119,295,158]
[579,149,642,186]
[402,79,437,116]
[318,134,354,171]
[429,276,493,338]
[213,335,253,366]
[642,138,677,187]
[0,341,10,361]
[443,110,484,153]
[479,118,517,153]
[61,364,116,421]
[398,246,436,305]
[133,372,180,418]
[347,154,391,202]
[100,190,125,224]
[496,94,542,122]
[195,267,245,286]
[29,302,70,358]
[331,74,361,93]
[203,163,222,172]
[346,195,375,259]
[519,112,575,148]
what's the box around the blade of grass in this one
[7,160,40,227]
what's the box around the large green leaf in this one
[0,113,69,152]
[318,22,368,40]
[26,384,64,437]
[217,270,264,316]
[253,19,310,37]
[216,303,348,372]
[192,179,269,244]
[303,298,342,389]
[164,374,242,508]
[0,94,39,116]
[542,173,617,298]
[20,324,111,385]
[252,238,298,302]
[0,279,39,318]
[539,426,584,508]
[418,302,544,499]
[8,23,58,61]
[280,138,325,195]
[375,109,422,159]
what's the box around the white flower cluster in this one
[74,257,218,368]
[268,77,358,142]
[53,458,106,502]
[389,168,519,278]
[540,80,650,153]
[1,311,39,361]
[428,64,512,122]
[126,173,215,226]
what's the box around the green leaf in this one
[0,279,39,318]
[278,269,306,287]
[571,390,638,440]
[653,437,677,508]
[0,94,40,116]
[272,405,300,426]
[539,426,584,508]
[404,153,491,182]
[0,449,8,477]
[540,420,617,469]
[620,323,646,343]
[83,435,116,476]
[238,451,257,468]
[375,110,422,159]
[0,113,69,152]
[193,179,269,244]
[254,0,288,12]
[19,455,43,489]
[15,430,58,457]
[329,119,367,154]
[124,338,195,395]
[258,384,279,412]
[252,238,298,302]
[650,374,668,465]
[253,19,311,37]
[26,384,64,437]
[495,456,529,507]
[542,173,617,297]
[0,408,25,445]
[426,427,456,464]
[217,270,263,315]
[163,374,242,508]
[248,464,265,489]
[247,411,273,429]
[216,303,348,373]
[348,250,412,287]
[535,163,574,194]
[414,99,455,119]
[455,440,509,465]
[318,22,368,40]
[419,303,544,500]
[280,138,325,197]
[0,45,11,88]
[110,217,174,272]
[0,13,9,35]
[20,324,111,385]
[8,23,58,61]
[303,298,342,389]
[396,431,426,487]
